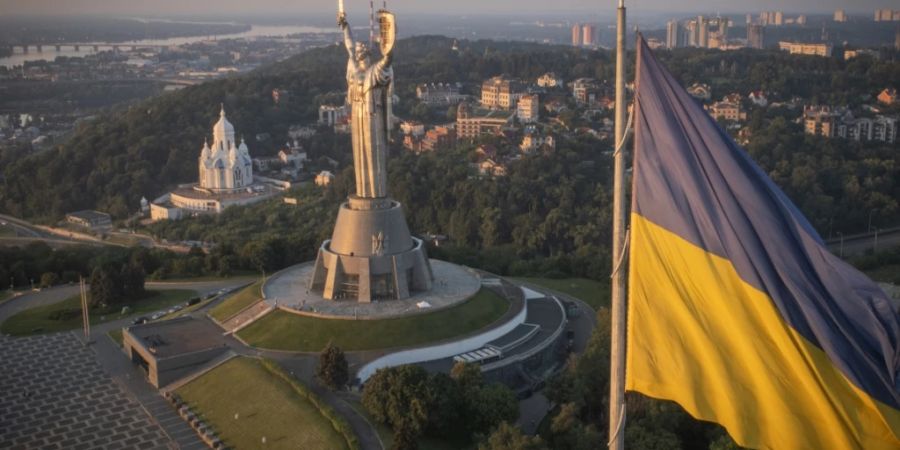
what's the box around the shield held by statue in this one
[378,10,395,55]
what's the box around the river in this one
[0,24,333,68]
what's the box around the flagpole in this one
[608,0,627,449]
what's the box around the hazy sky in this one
[0,0,895,16]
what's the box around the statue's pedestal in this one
[309,196,434,303]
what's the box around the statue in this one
[309,3,432,303]
[338,5,396,199]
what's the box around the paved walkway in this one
[0,333,172,450]
[0,278,252,450]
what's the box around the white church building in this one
[151,106,278,221]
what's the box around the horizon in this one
[0,0,896,18]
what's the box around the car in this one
[150,312,164,320]
[132,317,149,325]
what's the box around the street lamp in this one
[874,228,879,253]
[868,208,878,233]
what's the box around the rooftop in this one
[126,316,226,359]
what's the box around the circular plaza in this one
[262,259,481,319]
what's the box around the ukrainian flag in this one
[626,37,900,449]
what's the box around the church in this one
[198,106,254,192]
[150,106,278,221]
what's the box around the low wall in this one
[355,287,528,382]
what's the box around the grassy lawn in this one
[238,289,509,352]
[209,280,263,322]
[0,289,195,336]
[0,223,16,237]
[176,357,351,450]
[108,328,124,347]
[514,277,609,310]
[864,264,900,284]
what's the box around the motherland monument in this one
[309,2,434,302]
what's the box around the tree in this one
[362,365,431,433]
[120,262,146,300]
[479,422,548,450]
[89,267,121,308]
[316,343,349,390]
[39,272,59,288]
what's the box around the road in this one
[825,227,900,257]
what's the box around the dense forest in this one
[1,35,898,282]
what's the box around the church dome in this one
[213,105,235,143]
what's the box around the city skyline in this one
[0,0,897,16]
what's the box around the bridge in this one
[7,43,178,54]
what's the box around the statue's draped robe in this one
[346,42,393,198]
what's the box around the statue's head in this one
[355,42,371,65]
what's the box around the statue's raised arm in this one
[337,11,355,60]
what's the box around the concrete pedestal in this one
[309,196,434,302]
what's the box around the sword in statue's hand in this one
[337,0,347,28]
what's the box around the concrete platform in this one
[262,259,481,319]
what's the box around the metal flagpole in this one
[608,0,628,449]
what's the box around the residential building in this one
[582,24,597,46]
[844,49,880,60]
[697,16,709,48]
[747,24,764,49]
[288,125,317,139]
[803,106,838,137]
[420,126,455,152]
[481,76,525,110]
[666,20,681,49]
[400,120,425,137]
[773,11,784,26]
[877,88,897,105]
[278,148,307,168]
[456,103,514,139]
[748,91,768,107]
[708,100,747,122]
[537,73,564,88]
[778,42,833,57]
[874,9,899,22]
[517,94,540,123]
[572,78,608,105]
[477,159,507,177]
[837,116,897,143]
[520,132,556,153]
[315,171,335,186]
[318,104,348,126]
[687,83,712,101]
[571,24,582,47]
[416,82,466,105]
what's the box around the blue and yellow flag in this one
[626,37,900,449]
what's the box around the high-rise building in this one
[874,9,900,22]
[571,24,582,47]
[773,11,784,26]
[834,9,847,22]
[698,16,709,48]
[796,15,807,25]
[582,24,596,46]
[718,17,729,39]
[666,20,681,49]
[686,20,698,47]
[746,14,752,24]
[747,24,764,49]
[760,11,769,26]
